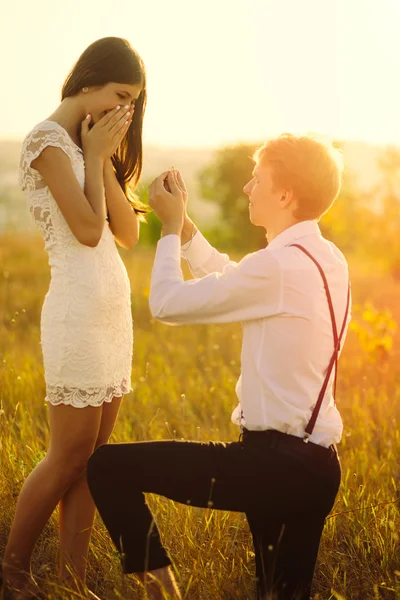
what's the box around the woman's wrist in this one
[84,149,105,167]
[103,157,114,171]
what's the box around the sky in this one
[1,0,400,147]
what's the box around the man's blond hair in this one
[254,134,344,220]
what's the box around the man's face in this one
[243,163,283,228]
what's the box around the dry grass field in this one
[1,234,399,599]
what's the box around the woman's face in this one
[84,82,143,123]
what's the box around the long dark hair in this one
[62,37,148,215]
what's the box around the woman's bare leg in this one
[2,403,103,599]
[58,396,123,588]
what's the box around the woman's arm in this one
[30,107,132,247]
[103,159,139,250]
[32,147,106,247]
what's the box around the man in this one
[87,134,351,600]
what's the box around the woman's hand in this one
[81,105,133,161]
[148,170,185,236]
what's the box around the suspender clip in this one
[303,433,311,444]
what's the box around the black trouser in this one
[87,429,341,600]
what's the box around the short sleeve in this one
[19,124,71,191]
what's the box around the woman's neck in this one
[46,98,85,146]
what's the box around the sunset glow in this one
[1,0,400,147]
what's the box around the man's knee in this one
[87,443,112,489]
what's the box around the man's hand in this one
[172,170,198,244]
[175,169,188,215]
[148,170,185,236]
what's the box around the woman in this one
[2,36,146,600]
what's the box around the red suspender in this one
[289,244,351,442]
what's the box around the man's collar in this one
[266,220,321,250]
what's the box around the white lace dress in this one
[19,121,133,408]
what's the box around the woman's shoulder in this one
[19,121,78,191]
[21,120,71,152]
[20,120,82,172]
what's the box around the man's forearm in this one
[181,217,198,245]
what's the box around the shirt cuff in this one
[180,230,214,271]
[156,233,181,262]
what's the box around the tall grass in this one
[0,235,399,599]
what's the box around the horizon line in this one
[0,134,399,151]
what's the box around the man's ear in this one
[279,189,295,209]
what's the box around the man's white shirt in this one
[149,220,351,447]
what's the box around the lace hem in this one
[45,378,131,408]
